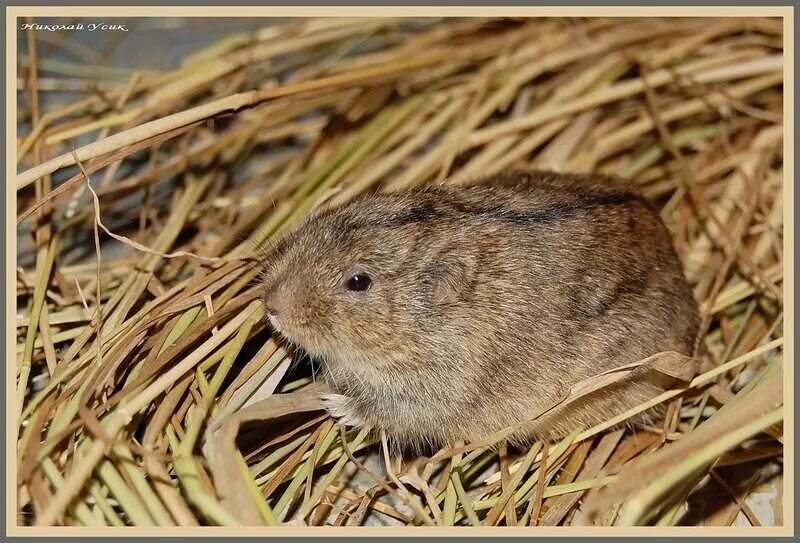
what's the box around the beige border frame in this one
[7,5,794,537]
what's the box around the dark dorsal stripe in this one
[451,191,642,225]
[393,203,440,225]
[380,190,643,229]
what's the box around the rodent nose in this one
[265,286,287,318]
[265,296,281,318]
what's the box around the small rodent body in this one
[260,170,699,450]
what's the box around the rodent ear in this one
[431,252,477,305]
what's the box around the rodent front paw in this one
[321,393,364,428]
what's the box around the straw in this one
[16,16,783,527]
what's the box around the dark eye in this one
[344,273,372,292]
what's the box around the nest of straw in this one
[16,17,784,527]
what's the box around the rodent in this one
[259,170,700,451]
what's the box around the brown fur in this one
[258,170,700,451]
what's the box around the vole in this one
[259,170,699,450]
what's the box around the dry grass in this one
[15,17,784,527]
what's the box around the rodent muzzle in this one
[264,285,290,319]
[265,299,280,318]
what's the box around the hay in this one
[16,17,784,527]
